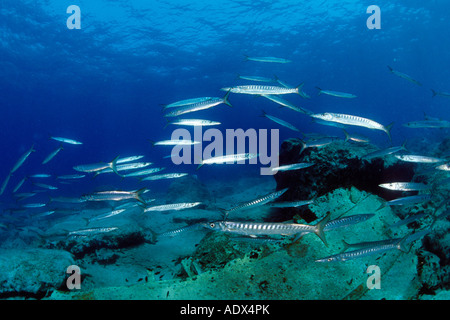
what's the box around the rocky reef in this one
[271,138,416,222]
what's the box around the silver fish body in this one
[11,145,36,173]
[394,154,446,164]
[316,87,357,98]
[144,202,201,212]
[262,111,300,132]
[221,85,299,95]
[316,237,408,262]
[379,182,430,191]
[311,112,393,140]
[225,188,289,215]
[202,213,331,246]
[50,137,83,145]
[271,163,314,172]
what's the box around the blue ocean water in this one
[0,0,449,300]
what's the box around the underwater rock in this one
[53,223,153,259]
[272,138,415,222]
[0,248,74,299]
[45,187,423,300]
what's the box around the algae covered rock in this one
[0,248,74,298]
[272,138,415,222]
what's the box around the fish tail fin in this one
[315,87,322,95]
[243,54,249,61]
[295,83,304,95]
[384,122,394,142]
[223,89,233,107]
[148,139,156,147]
[82,217,90,227]
[196,163,204,170]
[341,240,351,253]
[298,139,306,155]
[217,207,229,220]
[260,110,267,118]
[387,65,393,72]
[397,236,411,253]
[431,89,438,97]
[163,118,170,129]
[110,156,121,177]
[314,213,331,247]
[343,129,350,142]
[401,139,408,151]
[134,188,147,205]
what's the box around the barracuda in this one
[316,236,409,262]
[316,87,357,98]
[379,182,430,191]
[223,188,289,217]
[144,202,201,212]
[202,213,331,246]
[163,92,232,117]
[310,112,393,141]
[261,111,300,132]
[221,85,302,95]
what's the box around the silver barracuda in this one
[343,130,369,143]
[116,155,145,163]
[11,145,35,173]
[199,153,258,168]
[140,173,188,181]
[86,209,127,224]
[0,173,11,195]
[73,156,121,176]
[267,200,314,208]
[316,87,357,98]
[95,162,153,176]
[244,56,292,63]
[81,189,147,204]
[50,136,83,145]
[387,66,422,86]
[299,137,340,154]
[221,85,302,95]
[261,111,300,132]
[310,112,393,140]
[162,97,214,110]
[379,182,430,191]
[42,146,63,165]
[165,119,221,127]
[68,227,118,237]
[144,202,201,212]
[394,154,446,164]
[238,75,274,82]
[361,143,407,160]
[13,177,27,193]
[164,92,232,117]
[271,163,314,172]
[223,188,289,217]
[378,194,432,210]
[202,213,331,246]
[436,163,450,171]
[262,94,312,115]
[403,120,450,128]
[316,237,409,262]
[122,167,165,178]
[431,89,450,98]
[151,139,200,146]
[56,174,86,180]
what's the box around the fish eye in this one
[209,223,215,228]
